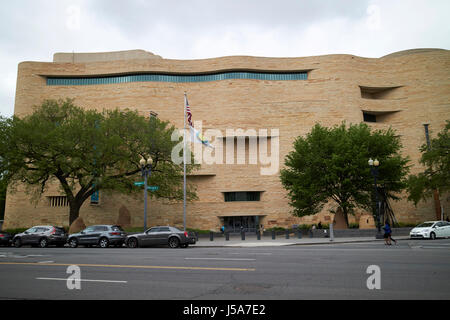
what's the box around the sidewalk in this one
[192,234,411,248]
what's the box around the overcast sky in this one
[1,0,449,117]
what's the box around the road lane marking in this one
[36,277,127,284]
[184,258,256,261]
[0,262,255,272]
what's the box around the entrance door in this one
[224,216,256,233]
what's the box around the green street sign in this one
[147,186,159,191]
[134,181,145,186]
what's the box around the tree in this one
[407,121,450,209]
[0,99,197,225]
[280,122,410,226]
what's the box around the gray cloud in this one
[0,0,449,117]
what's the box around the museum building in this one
[3,48,449,231]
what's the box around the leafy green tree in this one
[407,121,450,207]
[0,99,197,225]
[280,122,410,226]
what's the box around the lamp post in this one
[140,156,153,231]
[368,158,383,239]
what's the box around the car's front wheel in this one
[430,232,436,240]
[127,237,138,248]
[168,237,180,248]
[13,238,22,248]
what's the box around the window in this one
[147,227,160,233]
[359,86,402,99]
[48,196,69,207]
[224,192,261,202]
[363,112,377,123]
[90,190,99,205]
[46,71,308,86]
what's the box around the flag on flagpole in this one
[185,95,193,127]
[184,94,214,149]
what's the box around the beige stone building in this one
[3,48,450,231]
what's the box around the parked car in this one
[0,231,13,246]
[410,221,450,240]
[68,225,126,248]
[13,226,67,248]
[126,226,197,248]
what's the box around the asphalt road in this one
[0,239,449,300]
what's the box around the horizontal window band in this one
[46,71,308,86]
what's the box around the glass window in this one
[47,71,308,86]
[417,222,434,228]
[83,226,96,233]
[224,192,261,202]
[363,112,377,123]
[159,227,170,232]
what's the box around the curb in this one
[192,236,411,248]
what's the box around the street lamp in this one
[368,158,383,239]
[140,156,153,231]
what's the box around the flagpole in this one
[183,92,187,232]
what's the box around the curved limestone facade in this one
[4,48,450,230]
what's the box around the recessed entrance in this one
[222,216,261,233]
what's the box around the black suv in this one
[68,225,126,248]
[13,226,67,248]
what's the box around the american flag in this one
[185,94,193,127]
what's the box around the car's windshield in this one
[416,222,434,228]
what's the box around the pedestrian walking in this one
[383,221,396,245]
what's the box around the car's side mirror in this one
[81,231,85,234]
[24,231,28,234]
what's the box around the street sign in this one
[134,181,145,186]
[147,186,159,191]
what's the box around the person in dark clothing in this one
[383,221,396,245]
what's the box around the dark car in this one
[68,225,126,248]
[13,226,67,248]
[0,231,13,246]
[126,226,197,248]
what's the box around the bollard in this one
[285,229,290,239]
[272,230,276,240]
[257,231,261,240]
[225,232,230,241]
[241,230,245,240]
[210,231,214,241]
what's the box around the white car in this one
[410,221,450,240]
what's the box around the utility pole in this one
[423,124,442,220]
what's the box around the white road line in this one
[36,277,127,284]
[230,252,272,255]
[38,261,54,264]
[184,258,256,261]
